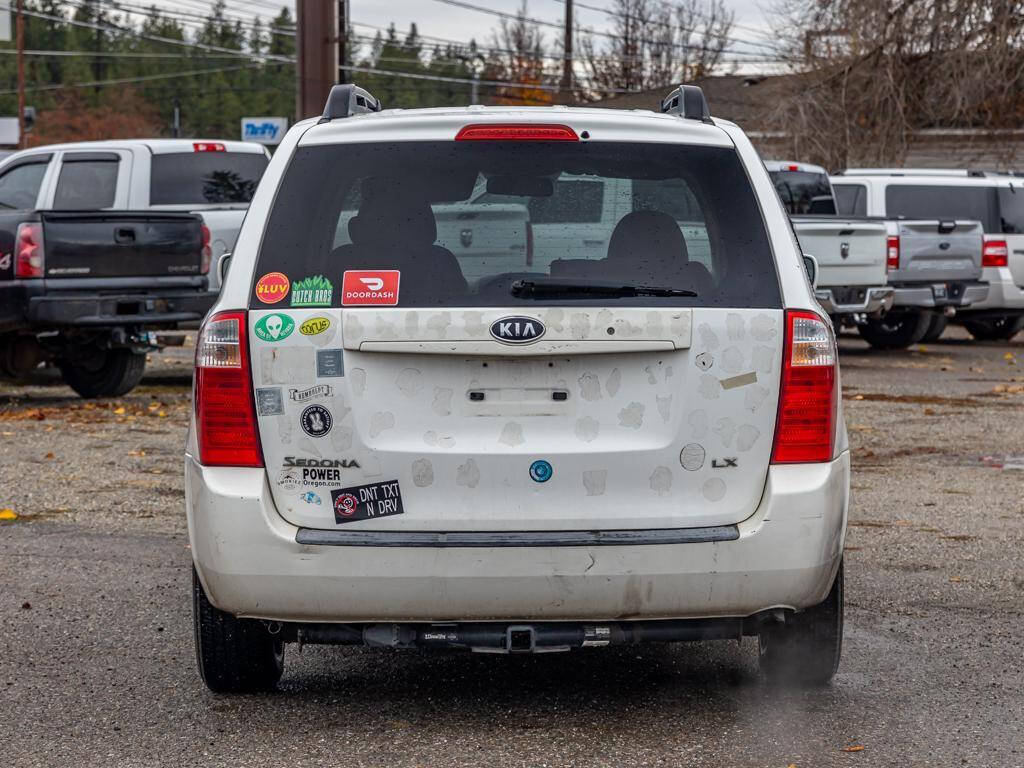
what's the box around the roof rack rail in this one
[319,84,382,123]
[660,85,712,124]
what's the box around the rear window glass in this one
[833,183,867,216]
[53,159,117,209]
[150,152,268,205]
[997,186,1024,234]
[769,171,835,215]
[251,141,780,309]
[885,185,999,232]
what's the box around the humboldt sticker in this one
[300,316,331,336]
[255,387,284,415]
[341,270,400,306]
[254,313,295,342]
[255,272,289,304]
[292,275,333,307]
[316,348,344,378]
[290,384,333,403]
[300,404,332,437]
[331,480,404,524]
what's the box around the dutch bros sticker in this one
[341,270,400,306]
[255,272,290,304]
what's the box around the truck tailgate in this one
[890,220,983,283]
[791,216,888,288]
[41,211,203,279]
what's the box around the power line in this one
[0,61,275,95]
[0,48,273,58]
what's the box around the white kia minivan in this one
[187,84,849,692]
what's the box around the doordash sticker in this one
[342,270,400,306]
[255,272,290,304]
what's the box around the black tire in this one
[193,568,284,693]
[920,314,949,343]
[857,312,932,349]
[759,560,844,686]
[58,348,146,398]
[963,315,1024,341]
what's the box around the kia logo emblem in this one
[489,316,545,344]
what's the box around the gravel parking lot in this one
[2,328,1023,767]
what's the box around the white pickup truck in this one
[0,139,270,292]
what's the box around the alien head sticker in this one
[342,270,400,306]
[254,313,295,342]
[300,404,332,438]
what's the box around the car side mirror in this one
[802,254,819,290]
[217,253,232,286]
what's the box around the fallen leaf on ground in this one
[841,745,866,752]
[44,452,54,459]
[0,508,17,520]
[113,406,126,415]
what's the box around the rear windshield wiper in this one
[511,279,697,299]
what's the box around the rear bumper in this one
[27,290,216,327]
[957,267,1024,311]
[815,285,894,316]
[186,451,850,623]
[890,280,988,309]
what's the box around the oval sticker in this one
[255,272,290,304]
[300,316,331,336]
[489,315,546,345]
[254,313,295,342]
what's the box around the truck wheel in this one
[759,560,843,686]
[920,314,948,343]
[193,568,284,694]
[58,348,146,398]
[857,312,931,349]
[963,315,1024,341]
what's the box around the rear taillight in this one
[455,124,579,141]
[193,142,225,152]
[525,221,534,266]
[982,239,1008,268]
[14,222,44,278]
[886,235,900,271]
[195,310,263,467]
[200,224,212,275]
[771,309,837,464]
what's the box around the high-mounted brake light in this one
[14,222,44,278]
[199,224,212,275]
[786,164,799,171]
[886,235,900,271]
[771,309,837,464]
[455,124,579,141]
[982,239,1008,268]
[195,310,263,467]
[193,142,225,152]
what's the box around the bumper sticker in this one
[316,348,344,377]
[332,480,404,524]
[341,270,400,306]
[255,387,284,416]
[290,384,333,403]
[255,272,290,304]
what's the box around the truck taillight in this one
[525,221,534,266]
[193,142,225,152]
[982,239,1008,268]
[771,309,837,464]
[200,224,212,275]
[886,235,900,271]
[195,310,263,467]
[14,222,44,278]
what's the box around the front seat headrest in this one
[349,195,437,247]
[606,210,688,263]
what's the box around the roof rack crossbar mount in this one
[660,85,712,124]
[320,84,382,123]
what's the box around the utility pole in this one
[16,0,24,149]
[560,0,573,104]
[337,0,349,84]
[296,0,338,120]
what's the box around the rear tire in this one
[759,560,843,686]
[857,312,931,349]
[58,347,146,398]
[963,315,1024,341]
[193,567,284,693]
[920,314,948,343]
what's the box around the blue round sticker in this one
[529,460,553,483]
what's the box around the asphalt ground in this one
[2,326,1023,767]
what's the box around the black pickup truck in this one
[0,210,215,397]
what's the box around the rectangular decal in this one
[255,387,284,415]
[316,348,344,378]
[292,275,333,307]
[290,384,333,402]
[331,480,404,524]
[341,270,400,306]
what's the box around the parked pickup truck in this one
[0,207,211,397]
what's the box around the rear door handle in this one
[114,227,136,244]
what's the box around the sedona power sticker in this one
[255,272,290,304]
[331,480,403,524]
[283,455,361,486]
[254,313,295,342]
[341,270,400,306]
[292,275,333,307]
